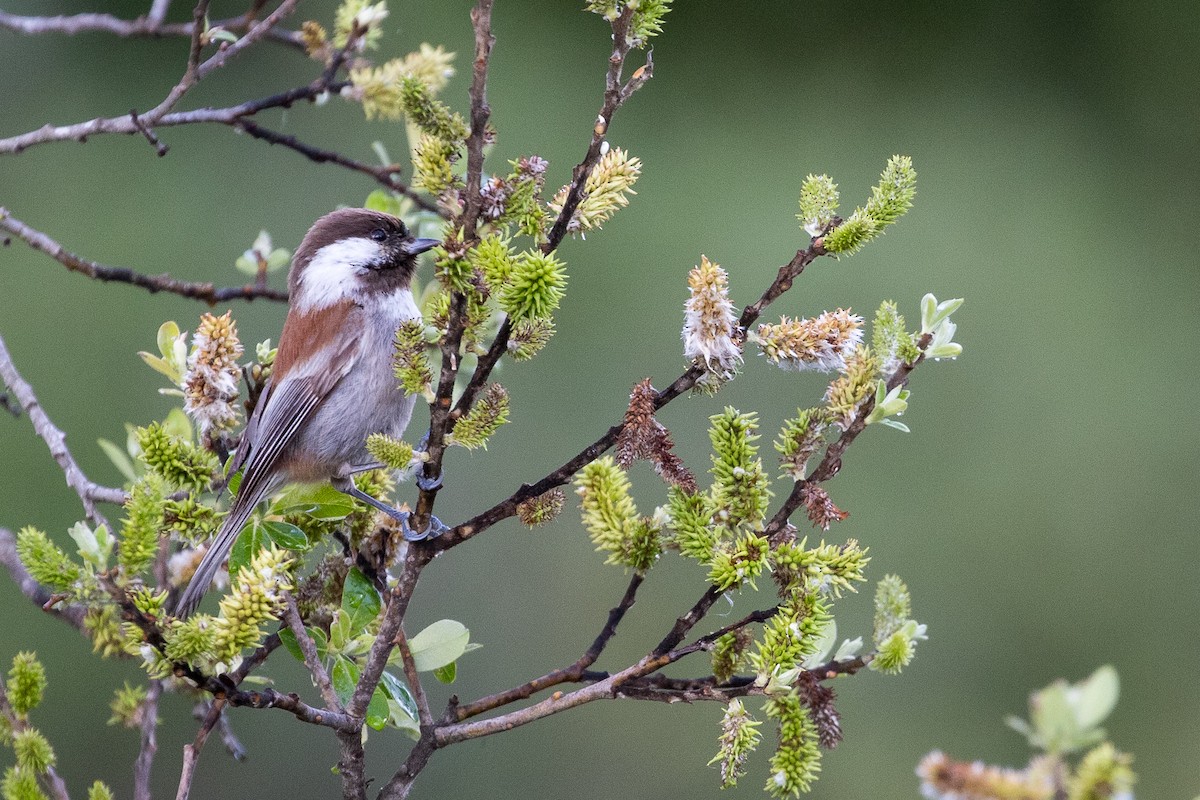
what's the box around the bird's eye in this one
[370,228,387,242]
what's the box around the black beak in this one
[400,237,440,257]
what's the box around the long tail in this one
[173,473,281,618]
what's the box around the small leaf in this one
[387,700,421,739]
[365,190,404,217]
[227,519,266,578]
[265,249,291,271]
[98,438,138,483]
[408,619,470,672]
[156,321,181,358]
[274,484,354,520]
[163,408,193,442]
[341,567,383,630]
[331,657,358,707]
[1074,665,1119,730]
[207,27,238,44]
[261,520,308,550]
[234,254,259,275]
[279,628,303,661]
[379,671,417,720]
[879,419,911,433]
[366,686,390,730]
[433,662,456,684]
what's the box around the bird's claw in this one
[415,471,443,492]
[398,511,449,541]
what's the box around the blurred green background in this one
[2,0,1198,797]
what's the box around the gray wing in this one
[173,325,361,617]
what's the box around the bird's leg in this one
[333,465,448,541]
[413,433,443,491]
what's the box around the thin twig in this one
[282,592,341,711]
[0,331,128,527]
[0,208,289,304]
[411,0,496,534]
[395,627,433,728]
[453,572,644,721]
[234,120,442,214]
[0,9,303,48]
[176,698,225,800]
[134,680,164,800]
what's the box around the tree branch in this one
[0,331,127,528]
[0,208,289,304]
[282,592,341,711]
[0,8,303,49]
[133,680,164,800]
[175,698,225,800]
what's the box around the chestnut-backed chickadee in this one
[174,208,440,617]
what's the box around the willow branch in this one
[1,208,289,304]
[282,592,340,711]
[175,698,225,800]
[453,572,644,721]
[0,331,127,528]
[396,627,433,728]
[0,528,88,631]
[0,9,303,49]
[412,0,495,533]
[133,680,164,800]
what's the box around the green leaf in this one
[97,438,138,483]
[157,321,181,358]
[365,189,404,217]
[341,567,383,630]
[261,520,308,550]
[331,657,358,707]
[234,254,259,275]
[879,419,911,433]
[163,408,194,442]
[273,484,355,520]
[1075,665,1119,730]
[227,519,267,578]
[379,671,417,718]
[278,626,326,663]
[367,686,390,730]
[433,662,456,684]
[408,619,470,672]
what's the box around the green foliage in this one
[333,0,388,49]
[549,148,641,233]
[763,692,821,797]
[708,408,772,530]
[709,698,762,789]
[161,492,219,544]
[119,475,166,577]
[823,347,879,428]
[135,423,217,491]
[393,319,434,396]
[920,293,965,360]
[208,547,292,668]
[507,318,555,361]
[1068,742,1135,800]
[575,456,661,571]
[87,782,115,800]
[448,384,510,450]
[870,574,926,675]
[665,486,717,561]
[1,766,47,800]
[5,654,45,719]
[708,533,770,591]
[107,682,149,728]
[770,538,869,598]
[137,320,187,388]
[586,0,673,47]
[468,233,515,291]
[498,250,567,323]
[871,300,917,377]
[366,433,415,470]
[822,155,916,255]
[751,590,830,679]
[14,527,79,592]
[398,77,468,141]
[796,174,839,237]
[12,730,54,773]
[413,133,460,195]
[1006,665,1120,756]
[774,408,829,481]
[711,630,751,685]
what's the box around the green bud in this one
[708,408,772,531]
[393,319,434,397]
[135,422,217,491]
[1,766,47,800]
[448,384,510,450]
[119,475,167,578]
[88,782,115,800]
[708,698,762,789]
[498,251,567,323]
[575,456,661,571]
[6,654,46,718]
[366,433,416,471]
[763,692,822,797]
[797,173,839,237]
[107,682,149,728]
[12,730,54,774]
[14,527,79,592]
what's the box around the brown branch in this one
[0,208,289,304]
[395,627,433,728]
[176,698,225,800]
[0,9,304,48]
[282,592,341,711]
[233,120,443,215]
[543,6,652,252]
[453,572,645,721]
[224,686,357,731]
[0,331,127,528]
[411,0,496,534]
[134,680,164,800]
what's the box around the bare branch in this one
[233,120,443,215]
[176,698,225,800]
[0,208,288,303]
[0,9,303,48]
[395,627,433,728]
[282,592,341,711]
[134,680,164,800]
[148,0,173,26]
[0,331,127,528]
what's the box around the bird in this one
[173,208,441,618]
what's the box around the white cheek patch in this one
[295,238,383,311]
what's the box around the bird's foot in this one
[398,511,449,541]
